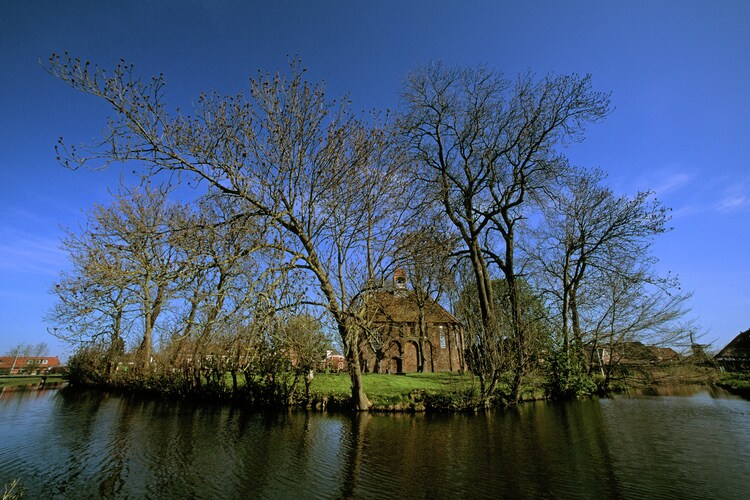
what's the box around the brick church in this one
[358,269,465,374]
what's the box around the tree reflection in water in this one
[0,387,748,498]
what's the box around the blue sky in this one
[1,0,748,359]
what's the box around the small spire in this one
[394,268,407,289]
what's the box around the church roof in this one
[364,290,459,325]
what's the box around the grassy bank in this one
[311,372,478,411]
[308,371,546,411]
[717,372,750,398]
[57,364,741,411]
[300,365,730,410]
[0,374,66,389]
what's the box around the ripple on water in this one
[1,389,749,499]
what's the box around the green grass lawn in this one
[0,374,65,388]
[718,372,750,398]
[309,372,482,409]
[315,371,475,394]
[309,371,549,409]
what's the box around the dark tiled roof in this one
[716,329,750,360]
[365,290,458,325]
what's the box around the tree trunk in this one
[348,357,370,411]
[469,240,496,329]
[141,312,153,369]
[417,309,427,373]
[342,324,370,411]
[561,254,572,358]
[569,289,585,370]
[373,348,384,374]
[504,231,524,404]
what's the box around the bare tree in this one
[274,313,330,401]
[48,218,130,376]
[545,170,668,349]
[162,193,279,390]
[585,266,694,389]
[4,343,49,374]
[47,55,409,410]
[395,225,457,372]
[31,342,49,357]
[526,170,699,397]
[400,63,610,402]
[48,188,188,369]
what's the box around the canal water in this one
[1,386,748,499]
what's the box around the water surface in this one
[1,387,747,498]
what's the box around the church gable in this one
[358,271,465,374]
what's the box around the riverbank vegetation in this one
[0,374,65,389]
[45,55,700,411]
[717,372,750,399]
[62,343,732,411]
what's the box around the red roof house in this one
[0,356,61,375]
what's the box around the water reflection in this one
[0,381,66,397]
[600,390,750,499]
[614,384,738,398]
[341,403,624,498]
[1,388,748,498]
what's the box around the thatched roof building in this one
[715,329,750,372]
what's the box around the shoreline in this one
[6,368,744,412]
[0,374,67,392]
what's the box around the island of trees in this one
[44,55,700,410]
